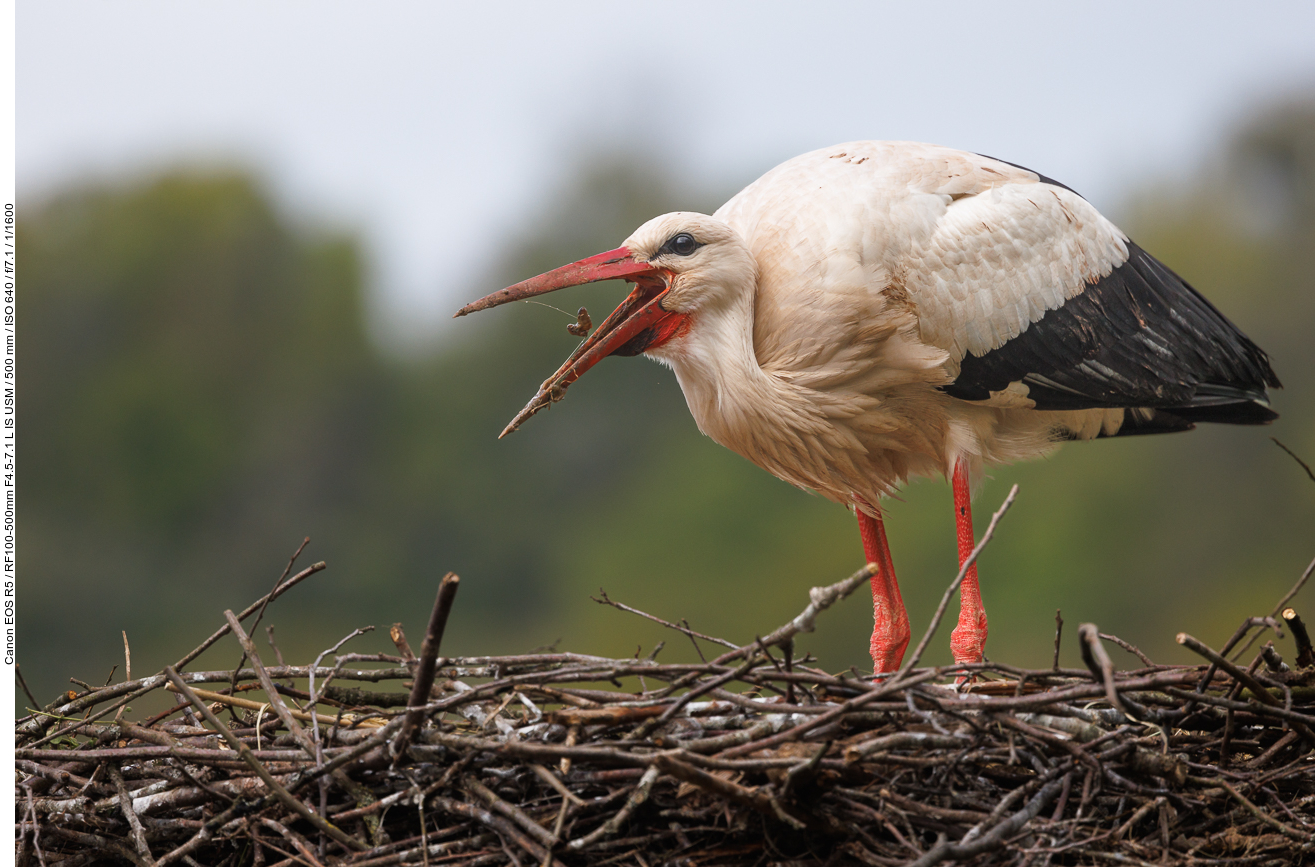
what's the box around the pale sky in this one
[19,1,1315,346]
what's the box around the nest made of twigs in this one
[16,513,1315,867]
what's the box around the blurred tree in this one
[1227,98,1315,234]
[21,171,388,695]
[17,106,1315,710]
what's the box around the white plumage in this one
[457,141,1278,673]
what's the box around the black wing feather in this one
[943,241,1280,426]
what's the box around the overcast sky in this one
[20,1,1315,346]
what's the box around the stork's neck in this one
[649,281,787,454]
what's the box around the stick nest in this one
[16,550,1315,867]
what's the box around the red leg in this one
[949,460,988,665]
[857,509,909,673]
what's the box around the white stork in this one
[456,141,1280,673]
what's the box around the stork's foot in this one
[869,610,910,674]
[950,612,987,689]
[949,607,988,667]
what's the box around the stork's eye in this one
[663,233,700,257]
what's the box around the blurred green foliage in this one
[18,108,1315,710]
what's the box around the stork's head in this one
[455,212,754,436]
[616,213,756,317]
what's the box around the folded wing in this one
[910,159,1279,425]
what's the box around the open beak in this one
[454,246,685,437]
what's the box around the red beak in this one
[454,246,688,437]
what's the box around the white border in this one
[4,0,16,858]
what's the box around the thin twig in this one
[463,777,558,848]
[1052,610,1063,672]
[566,766,660,851]
[393,572,460,765]
[16,664,41,714]
[592,591,738,650]
[1097,632,1154,667]
[1273,437,1315,484]
[225,538,313,707]
[1272,556,1315,619]
[1079,624,1129,718]
[173,560,327,673]
[108,764,157,866]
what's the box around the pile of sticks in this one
[16,500,1315,866]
